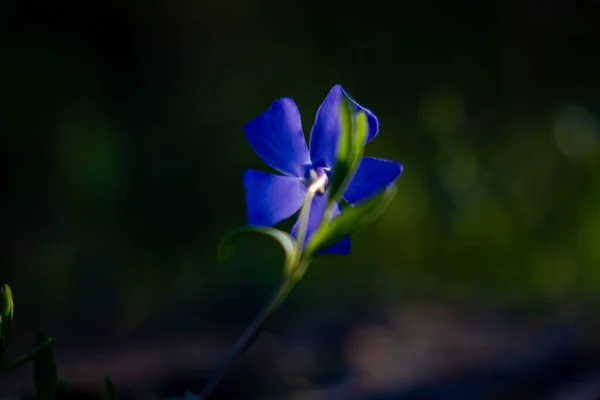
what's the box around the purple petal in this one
[291,194,350,255]
[343,157,403,204]
[309,85,379,168]
[243,170,306,226]
[319,235,351,255]
[243,98,311,177]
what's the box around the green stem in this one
[295,193,315,258]
[0,338,55,373]
[200,173,327,399]
[295,173,328,258]
[199,275,298,399]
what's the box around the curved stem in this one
[295,173,328,258]
[200,174,327,399]
[199,276,298,399]
[294,194,314,259]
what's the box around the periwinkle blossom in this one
[242,85,402,254]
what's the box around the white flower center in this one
[306,167,329,195]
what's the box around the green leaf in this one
[104,376,115,400]
[353,111,369,157]
[306,184,397,256]
[0,284,14,363]
[327,97,353,203]
[219,226,298,275]
[57,379,68,396]
[328,99,369,205]
[0,338,55,373]
[34,333,58,400]
[0,285,13,322]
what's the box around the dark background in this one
[2,0,600,399]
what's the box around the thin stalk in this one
[199,172,327,399]
[295,173,328,258]
[199,276,298,399]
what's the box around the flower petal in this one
[320,235,351,255]
[243,170,306,226]
[343,157,403,204]
[309,85,379,168]
[243,98,311,177]
[291,194,350,255]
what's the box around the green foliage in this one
[104,376,116,400]
[306,184,397,257]
[327,99,368,205]
[0,337,56,373]
[0,285,58,382]
[0,284,14,363]
[34,333,59,400]
[0,285,116,399]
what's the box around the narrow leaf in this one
[0,338,55,373]
[328,107,370,206]
[0,284,14,362]
[34,333,58,400]
[104,376,115,400]
[219,226,297,275]
[0,285,13,322]
[327,97,354,203]
[57,379,68,396]
[353,111,369,158]
[306,184,397,256]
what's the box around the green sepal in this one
[327,98,369,206]
[327,96,353,202]
[219,226,298,276]
[305,184,397,256]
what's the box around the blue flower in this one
[242,85,402,254]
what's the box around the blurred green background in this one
[2,0,600,398]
